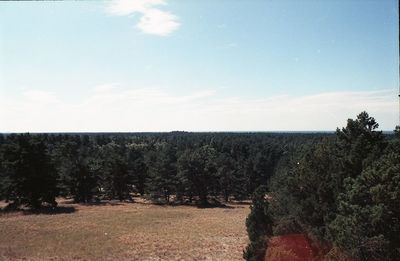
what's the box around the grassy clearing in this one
[0,199,250,260]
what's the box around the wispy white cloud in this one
[22,90,59,104]
[106,0,180,36]
[0,86,396,132]
[93,83,120,93]
[136,9,180,36]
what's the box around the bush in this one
[244,185,273,261]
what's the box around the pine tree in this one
[330,142,400,260]
[335,111,386,179]
[99,142,132,201]
[2,134,59,209]
[146,143,177,203]
[243,185,273,261]
[177,145,217,205]
[56,136,99,203]
[216,153,237,202]
[127,143,148,196]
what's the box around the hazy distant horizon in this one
[1,130,396,135]
[1,0,398,132]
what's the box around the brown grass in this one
[0,199,250,261]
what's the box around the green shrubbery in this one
[245,112,400,260]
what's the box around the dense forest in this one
[0,129,326,208]
[0,112,399,260]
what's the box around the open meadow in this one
[0,199,250,261]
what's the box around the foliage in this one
[330,142,400,260]
[285,139,340,239]
[1,134,58,208]
[54,136,99,202]
[0,132,321,209]
[263,112,398,260]
[146,143,178,203]
[244,185,273,261]
[99,142,133,201]
[177,145,217,205]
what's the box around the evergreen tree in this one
[127,143,148,196]
[2,134,59,208]
[0,137,10,201]
[177,145,217,205]
[330,142,400,260]
[244,185,273,261]
[215,153,237,202]
[335,111,386,179]
[55,136,99,202]
[286,139,339,239]
[146,143,177,203]
[394,125,400,139]
[99,142,132,201]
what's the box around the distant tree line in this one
[244,112,400,261]
[0,131,323,209]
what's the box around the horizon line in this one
[0,130,395,134]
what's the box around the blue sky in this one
[0,0,398,132]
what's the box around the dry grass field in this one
[0,199,250,261]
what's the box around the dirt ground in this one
[266,234,315,261]
[0,198,250,261]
